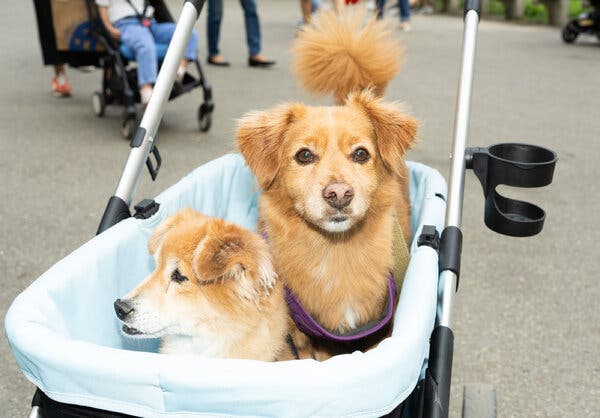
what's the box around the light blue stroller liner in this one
[5,154,447,418]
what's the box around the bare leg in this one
[331,0,344,14]
[54,64,65,77]
[140,83,153,105]
[52,64,71,96]
[300,0,312,24]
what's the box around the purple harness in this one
[285,274,397,343]
[261,232,397,343]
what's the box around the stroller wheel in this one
[562,23,579,43]
[198,104,212,132]
[121,117,137,140]
[92,92,106,117]
[462,384,496,418]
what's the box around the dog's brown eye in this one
[294,148,316,165]
[351,148,370,163]
[171,269,188,284]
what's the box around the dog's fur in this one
[115,209,293,361]
[237,12,416,360]
[292,10,404,106]
[237,91,417,360]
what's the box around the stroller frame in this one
[562,0,600,44]
[84,0,214,138]
[26,0,557,417]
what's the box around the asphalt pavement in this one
[1,1,599,416]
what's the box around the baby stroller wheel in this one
[462,384,496,418]
[92,92,106,117]
[121,116,137,140]
[198,104,212,132]
[562,23,579,43]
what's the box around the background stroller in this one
[47,0,214,138]
[6,0,558,417]
[562,0,600,43]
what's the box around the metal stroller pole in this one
[439,1,480,330]
[97,0,206,234]
[423,2,481,418]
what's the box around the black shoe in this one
[248,57,276,68]
[207,56,230,67]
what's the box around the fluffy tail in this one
[292,10,403,104]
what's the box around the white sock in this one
[56,73,67,85]
[177,65,186,81]
[141,88,153,105]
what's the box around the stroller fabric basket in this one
[5,154,447,418]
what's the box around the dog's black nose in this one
[114,298,134,320]
[322,183,354,209]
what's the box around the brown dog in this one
[237,90,417,359]
[114,209,294,361]
[291,9,412,241]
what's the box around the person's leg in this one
[301,0,312,24]
[331,0,344,14]
[420,0,434,14]
[207,0,226,62]
[239,0,261,57]
[239,0,275,66]
[150,20,198,78]
[376,0,386,18]
[116,18,157,103]
[52,64,71,96]
[397,0,411,30]
[150,20,198,60]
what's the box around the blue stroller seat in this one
[5,154,447,417]
[119,43,169,62]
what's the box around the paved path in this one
[1,1,599,416]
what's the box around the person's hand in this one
[108,26,121,41]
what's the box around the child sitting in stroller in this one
[96,0,199,106]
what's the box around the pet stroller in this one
[562,0,600,43]
[74,0,214,138]
[5,1,557,417]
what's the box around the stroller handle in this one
[114,0,205,205]
[464,0,482,16]
[96,0,206,234]
[422,8,481,418]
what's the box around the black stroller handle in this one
[464,0,482,16]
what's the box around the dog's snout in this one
[114,298,134,320]
[322,183,354,209]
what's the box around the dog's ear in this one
[193,223,276,302]
[236,103,307,190]
[348,89,418,177]
[148,208,202,255]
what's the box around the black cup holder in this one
[466,143,557,237]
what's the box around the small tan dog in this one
[114,209,294,361]
[237,12,416,360]
[237,90,417,360]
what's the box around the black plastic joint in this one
[423,326,454,418]
[418,225,440,251]
[32,388,43,407]
[97,196,131,235]
[185,0,206,17]
[464,0,482,17]
[438,226,463,287]
[134,199,160,219]
[130,127,146,148]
